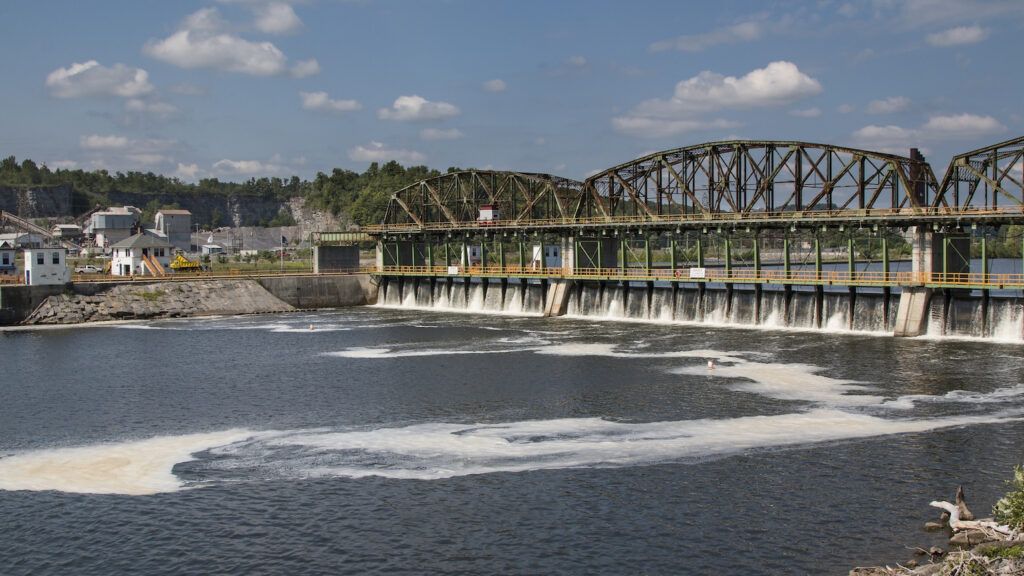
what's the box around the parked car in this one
[74,264,103,274]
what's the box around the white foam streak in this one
[0,429,254,495]
[231,410,1020,481]
[675,361,884,407]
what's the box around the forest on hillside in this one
[0,155,447,226]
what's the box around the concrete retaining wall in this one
[257,274,376,309]
[0,274,377,325]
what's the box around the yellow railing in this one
[364,205,1024,233]
[374,265,1024,289]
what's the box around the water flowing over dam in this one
[377,276,1024,340]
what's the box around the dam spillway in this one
[377,276,1024,340]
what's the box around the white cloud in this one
[46,60,153,99]
[254,2,302,34]
[48,160,79,170]
[851,113,1006,149]
[125,98,178,119]
[212,158,286,176]
[290,58,320,78]
[483,79,507,93]
[145,8,309,76]
[612,61,820,138]
[611,117,741,139]
[867,96,911,114]
[926,25,989,46]
[920,113,1005,136]
[789,107,822,118]
[175,163,201,180]
[838,103,855,114]
[377,95,460,122]
[300,91,361,113]
[420,128,464,141]
[650,21,762,52]
[80,134,130,150]
[566,55,587,67]
[348,142,426,164]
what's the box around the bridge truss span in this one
[582,140,940,221]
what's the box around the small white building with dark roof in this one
[110,233,172,277]
[0,239,16,276]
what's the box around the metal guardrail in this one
[364,205,1024,234]
[374,265,1024,290]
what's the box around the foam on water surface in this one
[0,429,255,495]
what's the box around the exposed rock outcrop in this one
[24,280,294,324]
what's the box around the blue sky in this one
[1,0,1021,182]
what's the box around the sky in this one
[1,0,1022,183]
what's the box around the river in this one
[2,308,1023,574]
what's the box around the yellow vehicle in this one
[169,254,202,272]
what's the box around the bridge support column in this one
[561,235,575,276]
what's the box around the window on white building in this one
[2,253,8,265]
[52,252,60,264]
[36,253,44,265]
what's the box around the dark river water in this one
[2,307,1023,575]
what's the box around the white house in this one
[23,247,70,285]
[478,204,500,222]
[0,240,16,277]
[110,233,172,277]
[201,244,225,256]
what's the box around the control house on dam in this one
[365,137,1024,339]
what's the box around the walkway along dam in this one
[364,137,1024,339]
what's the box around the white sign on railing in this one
[447,266,460,275]
[689,267,706,279]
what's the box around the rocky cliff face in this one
[0,185,73,217]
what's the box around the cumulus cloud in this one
[920,113,1005,135]
[348,142,426,164]
[649,21,762,52]
[420,128,464,141]
[300,91,361,113]
[789,107,822,118]
[144,7,314,77]
[213,158,287,176]
[612,61,820,138]
[852,113,1006,150]
[254,2,302,34]
[867,96,911,114]
[482,79,507,93]
[46,61,153,99]
[125,98,178,120]
[926,25,989,46]
[80,134,130,150]
[290,58,320,78]
[377,95,460,122]
[175,163,201,180]
[566,55,587,67]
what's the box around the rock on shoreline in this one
[24,280,294,324]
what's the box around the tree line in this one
[0,155,445,226]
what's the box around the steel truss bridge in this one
[370,137,1024,233]
[365,137,1024,291]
